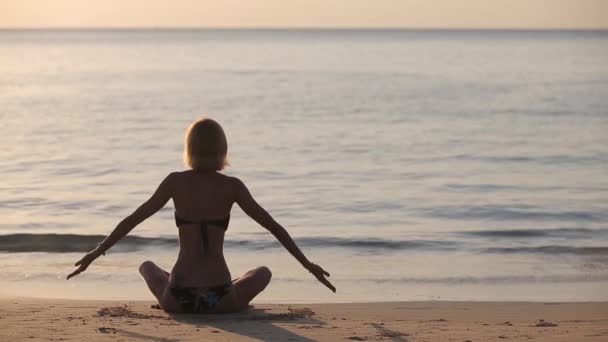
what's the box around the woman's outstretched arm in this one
[234,177,336,293]
[67,173,175,279]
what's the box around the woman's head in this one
[184,117,229,171]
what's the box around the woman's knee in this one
[256,266,272,284]
[138,260,155,275]
[233,266,273,306]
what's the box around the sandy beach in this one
[1,298,607,341]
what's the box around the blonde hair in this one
[183,117,229,171]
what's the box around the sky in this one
[1,0,607,29]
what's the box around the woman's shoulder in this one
[169,170,189,178]
[167,170,244,187]
[224,175,246,188]
[214,174,248,196]
[161,170,192,188]
[163,170,185,183]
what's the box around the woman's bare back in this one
[170,170,237,288]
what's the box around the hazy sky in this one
[1,0,607,29]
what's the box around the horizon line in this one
[1,26,608,31]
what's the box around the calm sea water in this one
[1,29,607,302]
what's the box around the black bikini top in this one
[174,211,230,256]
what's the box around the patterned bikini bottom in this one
[170,283,233,313]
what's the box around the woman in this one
[67,117,335,313]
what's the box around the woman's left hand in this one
[306,262,336,293]
[66,249,102,279]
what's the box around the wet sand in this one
[1,298,607,341]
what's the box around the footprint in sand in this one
[98,327,118,334]
[535,319,558,327]
[96,305,168,320]
[371,323,409,339]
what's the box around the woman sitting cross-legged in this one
[67,117,335,313]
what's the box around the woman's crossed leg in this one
[138,261,271,313]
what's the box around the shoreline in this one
[1,298,607,341]
[4,294,608,304]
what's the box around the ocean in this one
[1,29,607,302]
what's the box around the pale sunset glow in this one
[1,0,607,29]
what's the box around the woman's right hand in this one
[306,262,336,293]
[66,248,103,280]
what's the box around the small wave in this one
[0,233,458,253]
[484,246,608,255]
[273,273,608,285]
[296,237,456,250]
[446,153,603,165]
[0,234,177,253]
[422,204,601,222]
[2,234,607,256]
[442,183,563,193]
[461,227,608,239]
[443,183,608,194]
[367,274,608,284]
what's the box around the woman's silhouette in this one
[67,117,335,313]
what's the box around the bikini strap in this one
[200,221,209,257]
[174,211,230,257]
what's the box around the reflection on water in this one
[1,29,607,301]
